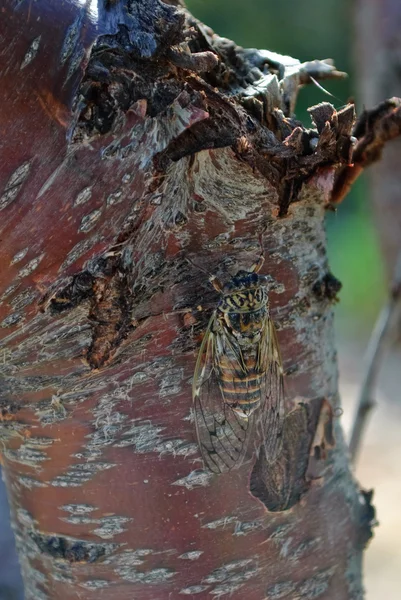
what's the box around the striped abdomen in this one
[216,342,264,418]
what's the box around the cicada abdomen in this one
[193,256,285,473]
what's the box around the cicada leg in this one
[250,254,265,273]
[209,275,223,293]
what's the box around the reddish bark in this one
[0,2,392,599]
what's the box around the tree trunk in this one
[1,1,397,598]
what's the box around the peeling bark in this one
[0,1,393,599]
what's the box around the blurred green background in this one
[187,0,386,337]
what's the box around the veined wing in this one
[256,317,285,461]
[193,315,252,473]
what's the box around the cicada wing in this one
[256,317,285,462]
[193,316,251,473]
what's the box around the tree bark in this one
[0,1,396,599]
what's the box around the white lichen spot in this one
[74,186,93,206]
[268,523,294,541]
[129,371,148,384]
[279,537,293,559]
[233,520,263,536]
[50,462,116,487]
[210,583,244,597]
[159,367,184,397]
[114,420,164,452]
[202,516,237,530]
[172,469,213,490]
[60,16,80,63]
[92,516,132,539]
[60,504,96,514]
[17,254,44,278]
[4,445,48,468]
[121,173,132,184]
[203,559,256,584]
[1,312,23,328]
[180,585,210,595]
[11,247,29,265]
[10,288,37,310]
[0,283,20,303]
[267,581,297,599]
[115,566,176,584]
[105,548,152,567]
[79,209,102,232]
[17,508,36,528]
[18,476,47,490]
[0,161,31,210]
[106,189,123,207]
[20,35,41,69]
[155,439,198,458]
[178,551,204,560]
[79,580,110,590]
[61,234,101,269]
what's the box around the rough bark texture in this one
[354,0,401,274]
[0,1,394,599]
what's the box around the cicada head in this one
[225,270,268,290]
[220,271,269,313]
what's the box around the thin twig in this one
[349,249,401,464]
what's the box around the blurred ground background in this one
[1,1,399,597]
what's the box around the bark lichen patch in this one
[203,557,259,584]
[91,519,130,540]
[79,579,110,590]
[10,247,29,264]
[107,548,178,584]
[184,556,261,597]
[112,416,197,460]
[179,585,210,595]
[178,551,204,560]
[17,254,45,279]
[0,311,23,328]
[233,519,265,536]
[9,288,39,311]
[172,469,213,490]
[60,235,102,270]
[201,515,237,530]
[0,160,32,211]
[50,461,117,488]
[79,208,103,233]
[116,566,176,584]
[20,35,42,69]
[18,475,48,489]
[4,445,49,469]
[266,567,336,599]
[73,186,93,206]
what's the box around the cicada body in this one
[193,257,285,473]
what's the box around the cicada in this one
[193,256,284,473]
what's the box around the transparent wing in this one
[256,318,285,461]
[193,315,252,473]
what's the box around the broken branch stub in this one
[0,1,394,598]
